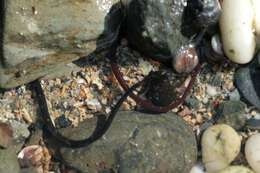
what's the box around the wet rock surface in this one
[0,0,122,88]
[215,101,246,130]
[58,111,197,173]
[0,145,21,173]
[123,0,194,62]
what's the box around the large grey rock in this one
[58,111,197,173]
[0,146,21,173]
[0,0,122,88]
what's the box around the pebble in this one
[216,101,246,130]
[185,95,200,109]
[190,163,205,173]
[138,58,153,75]
[210,75,222,87]
[228,89,240,101]
[206,85,218,97]
[245,133,260,173]
[57,111,197,173]
[86,98,102,112]
[0,122,13,148]
[220,0,256,64]
[216,166,254,173]
[201,124,241,173]
[246,119,260,130]
[10,120,30,139]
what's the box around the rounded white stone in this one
[201,124,241,173]
[216,166,254,173]
[245,133,260,173]
[219,0,255,64]
[253,0,260,35]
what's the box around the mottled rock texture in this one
[58,111,197,173]
[0,0,122,88]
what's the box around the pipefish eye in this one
[172,45,199,74]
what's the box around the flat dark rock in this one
[235,53,260,110]
[58,111,197,173]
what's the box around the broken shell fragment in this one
[17,144,51,173]
[18,145,43,167]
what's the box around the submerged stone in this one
[0,0,122,88]
[58,111,197,173]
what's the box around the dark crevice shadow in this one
[72,2,124,68]
[250,59,260,105]
[0,0,6,67]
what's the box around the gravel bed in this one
[0,39,260,172]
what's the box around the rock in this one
[216,166,254,173]
[245,133,260,173]
[219,0,256,64]
[215,101,246,130]
[210,75,223,87]
[228,89,240,101]
[190,163,205,173]
[235,54,260,110]
[123,0,195,62]
[185,95,200,110]
[58,111,197,173]
[0,0,122,88]
[9,120,30,153]
[0,146,21,173]
[10,120,30,139]
[201,124,241,173]
[246,119,260,130]
[0,122,13,148]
